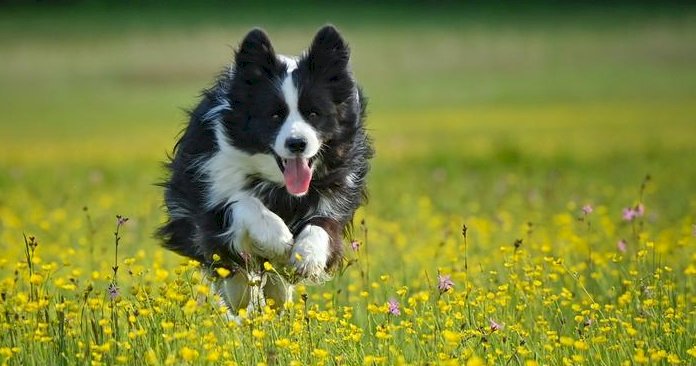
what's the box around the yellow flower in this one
[275,338,291,348]
[396,286,409,296]
[559,336,574,346]
[30,273,43,285]
[367,303,380,314]
[263,261,275,271]
[667,354,681,364]
[686,344,696,358]
[196,284,210,295]
[160,321,174,330]
[180,346,199,362]
[216,267,231,278]
[375,330,391,340]
[183,299,197,315]
[312,349,329,359]
[466,356,484,366]
[363,355,387,365]
[155,268,169,281]
[574,340,588,351]
[650,350,668,362]
[634,349,649,364]
[206,350,220,362]
[442,330,461,346]
[251,329,265,339]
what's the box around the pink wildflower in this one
[437,273,454,294]
[387,298,401,316]
[116,214,129,226]
[583,318,594,327]
[582,204,593,215]
[622,207,637,221]
[489,318,504,332]
[350,240,360,252]
[107,283,120,300]
[617,239,627,253]
[623,204,646,221]
[635,203,645,217]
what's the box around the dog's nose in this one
[285,137,307,154]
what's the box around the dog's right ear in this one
[235,28,279,81]
[306,25,350,78]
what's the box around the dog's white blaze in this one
[205,123,283,208]
[273,74,321,159]
[278,54,298,73]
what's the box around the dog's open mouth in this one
[274,154,315,196]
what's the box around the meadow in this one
[0,3,695,365]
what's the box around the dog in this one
[157,25,373,315]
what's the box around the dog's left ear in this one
[306,25,351,78]
[235,28,279,82]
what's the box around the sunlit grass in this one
[1,167,694,365]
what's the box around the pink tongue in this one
[283,157,312,195]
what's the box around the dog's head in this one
[221,25,360,197]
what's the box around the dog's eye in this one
[271,113,282,122]
[308,111,319,120]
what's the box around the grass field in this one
[1,3,695,365]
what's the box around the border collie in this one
[157,25,373,314]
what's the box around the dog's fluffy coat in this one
[157,26,372,312]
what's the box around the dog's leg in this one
[230,196,293,258]
[246,271,267,314]
[290,224,333,282]
[215,271,250,318]
[214,269,271,319]
[264,273,293,310]
[290,217,344,282]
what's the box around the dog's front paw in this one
[290,225,330,282]
[247,210,294,258]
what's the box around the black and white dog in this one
[157,25,372,313]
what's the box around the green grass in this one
[0,3,695,365]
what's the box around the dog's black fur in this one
[157,26,372,275]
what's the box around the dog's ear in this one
[235,28,279,81]
[306,25,350,78]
